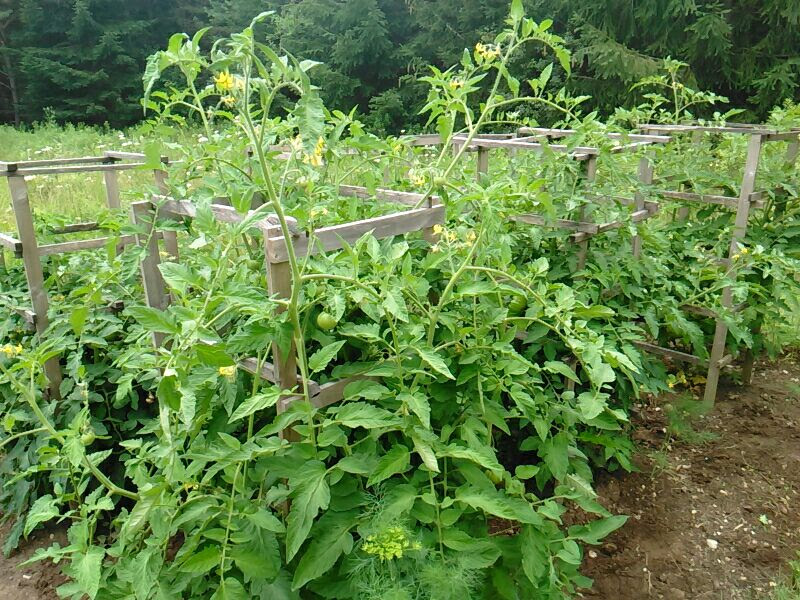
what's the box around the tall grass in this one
[0,122,172,230]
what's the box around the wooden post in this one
[575,156,598,271]
[264,231,299,441]
[741,134,800,383]
[632,155,653,258]
[131,201,168,348]
[154,169,180,260]
[476,147,489,182]
[103,170,121,210]
[703,133,762,404]
[8,175,62,398]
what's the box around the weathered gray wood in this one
[451,135,599,157]
[156,196,290,235]
[633,341,703,365]
[37,235,137,256]
[476,147,489,181]
[0,162,147,177]
[50,222,100,234]
[338,185,440,208]
[131,202,168,347]
[704,133,763,404]
[656,189,764,209]
[642,124,779,136]
[575,156,598,270]
[761,132,800,143]
[633,155,654,257]
[104,170,121,210]
[513,214,600,234]
[8,175,62,398]
[266,205,446,263]
[0,156,114,172]
[407,134,442,146]
[0,232,22,254]
[153,171,179,260]
[277,375,370,413]
[518,127,671,143]
[238,357,320,396]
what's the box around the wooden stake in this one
[8,175,61,398]
[131,202,168,348]
[704,134,762,404]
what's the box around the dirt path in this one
[0,355,798,599]
[581,353,800,599]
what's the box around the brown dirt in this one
[0,522,67,599]
[580,353,800,600]
[1,356,798,599]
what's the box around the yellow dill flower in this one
[214,71,235,92]
[218,365,236,380]
[362,527,416,561]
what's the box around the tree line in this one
[1,0,799,131]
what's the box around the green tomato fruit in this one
[80,431,96,446]
[316,312,338,331]
[508,295,527,316]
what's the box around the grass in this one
[762,555,800,599]
[0,122,172,231]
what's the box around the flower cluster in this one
[362,527,420,561]
[1,344,22,358]
[448,79,464,90]
[303,137,326,167]
[214,71,236,92]
[218,365,236,380]
[408,170,426,187]
[732,245,749,261]
[475,42,501,60]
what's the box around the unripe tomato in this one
[80,430,96,446]
[316,312,338,331]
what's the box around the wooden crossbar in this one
[338,185,439,208]
[266,204,445,262]
[518,127,671,144]
[0,162,147,177]
[452,135,599,157]
[655,190,765,209]
[0,232,22,254]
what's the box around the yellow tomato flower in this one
[218,365,236,380]
[1,344,22,358]
[432,224,444,235]
[449,79,464,90]
[214,71,235,92]
[221,95,236,107]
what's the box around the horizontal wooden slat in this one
[37,235,137,256]
[0,162,147,177]
[640,124,780,136]
[0,232,22,253]
[278,375,371,412]
[50,222,101,234]
[238,357,320,396]
[513,214,599,234]
[655,190,764,208]
[717,354,734,368]
[266,205,445,263]
[407,134,443,146]
[155,197,292,234]
[104,150,170,163]
[0,156,115,172]
[762,132,800,143]
[681,302,746,318]
[338,185,440,207]
[518,127,672,143]
[452,135,599,157]
[633,340,703,365]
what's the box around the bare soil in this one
[0,522,66,599]
[581,353,800,600]
[0,355,798,599]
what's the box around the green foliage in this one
[1,3,800,599]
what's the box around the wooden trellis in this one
[0,151,171,398]
[632,123,800,403]
[131,186,443,438]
